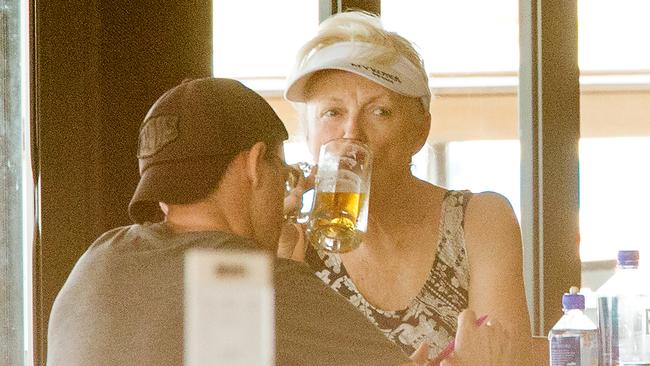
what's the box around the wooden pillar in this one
[519,0,581,336]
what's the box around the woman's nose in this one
[342,115,367,141]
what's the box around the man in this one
[47,78,508,366]
[46,78,410,365]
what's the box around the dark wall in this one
[33,1,211,363]
[97,0,212,230]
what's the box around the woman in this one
[281,11,531,363]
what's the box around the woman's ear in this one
[246,141,268,189]
[411,111,432,156]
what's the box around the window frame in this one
[1,0,31,363]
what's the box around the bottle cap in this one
[562,286,585,310]
[617,250,639,268]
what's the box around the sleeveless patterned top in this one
[305,190,472,358]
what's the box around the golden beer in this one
[308,138,372,253]
[307,191,367,253]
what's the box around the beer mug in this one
[306,138,372,253]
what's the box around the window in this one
[577,0,650,273]
[213,0,319,91]
[382,0,519,75]
[579,138,650,262]
[446,140,521,218]
[211,0,649,287]
[0,0,32,364]
[578,0,650,72]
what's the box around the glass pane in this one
[578,0,650,71]
[579,0,650,295]
[0,0,31,364]
[213,1,319,82]
[446,140,521,219]
[579,138,650,263]
[381,0,519,74]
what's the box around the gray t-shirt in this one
[47,223,409,366]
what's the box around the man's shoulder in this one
[85,223,148,253]
[273,258,410,365]
[274,257,313,276]
[71,225,137,268]
[86,223,256,254]
[273,258,329,292]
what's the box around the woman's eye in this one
[373,108,391,117]
[322,109,339,118]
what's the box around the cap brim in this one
[284,42,430,108]
[286,63,426,103]
[128,157,231,223]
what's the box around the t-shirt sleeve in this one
[274,259,410,366]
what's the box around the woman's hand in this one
[277,222,307,261]
[407,310,513,366]
[282,163,316,220]
[277,163,316,261]
[439,310,513,366]
[408,341,431,365]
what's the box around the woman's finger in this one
[409,341,430,364]
[437,353,456,366]
[454,309,478,351]
[277,222,307,261]
[283,187,304,215]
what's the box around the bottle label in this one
[550,336,581,366]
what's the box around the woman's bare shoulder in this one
[467,190,514,208]
[465,191,518,225]
[463,191,521,257]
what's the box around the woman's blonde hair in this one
[292,11,428,85]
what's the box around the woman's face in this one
[304,70,430,171]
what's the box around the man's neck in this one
[163,200,250,239]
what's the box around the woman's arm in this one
[463,191,533,364]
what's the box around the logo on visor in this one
[137,115,179,158]
[350,63,402,84]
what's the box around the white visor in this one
[285,42,431,111]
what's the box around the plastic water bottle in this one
[597,250,650,366]
[548,286,599,366]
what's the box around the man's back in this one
[47,223,408,365]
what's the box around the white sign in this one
[185,249,274,366]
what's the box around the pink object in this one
[430,314,489,364]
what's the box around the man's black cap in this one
[128,77,288,223]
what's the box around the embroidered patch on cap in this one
[349,62,402,84]
[137,115,179,158]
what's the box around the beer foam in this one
[317,169,361,193]
[338,156,358,170]
[334,169,361,192]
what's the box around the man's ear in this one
[246,141,268,189]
